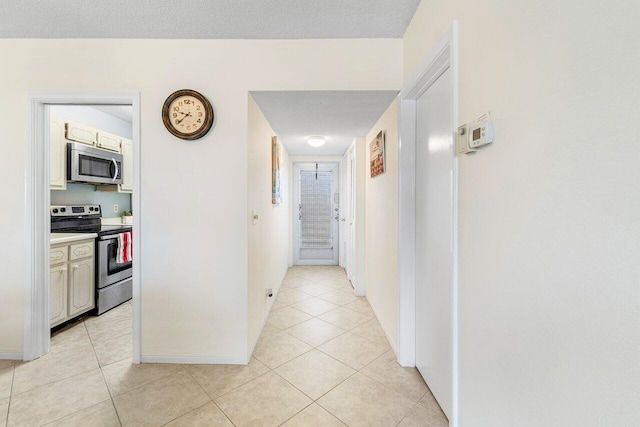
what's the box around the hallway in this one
[1,267,447,426]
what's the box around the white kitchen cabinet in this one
[96,131,121,153]
[65,121,97,146]
[68,258,94,317]
[120,138,133,192]
[50,115,67,191]
[50,264,68,327]
[50,237,95,327]
[96,137,133,194]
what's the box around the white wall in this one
[403,1,640,425]
[347,138,367,297]
[365,99,399,352]
[0,38,402,359]
[247,96,290,352]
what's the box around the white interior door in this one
[293,163,339,265]
[415,65,454,418]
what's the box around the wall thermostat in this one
[468,121,494,149]
[457,124,476,154]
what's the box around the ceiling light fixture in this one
[307,136,326,147]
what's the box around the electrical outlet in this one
[113,204,119,213]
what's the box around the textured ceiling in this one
[251,91,398,156]
[0,0,421,39]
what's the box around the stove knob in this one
[52,208,58,213]
[89,207,93,211]
[60,208,66,213]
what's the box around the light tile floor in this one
[1,266,448,426]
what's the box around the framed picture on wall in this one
[272,136,283,204]
[370,130,385,178]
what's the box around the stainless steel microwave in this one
[67,143,123,185]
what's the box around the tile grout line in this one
[83,320,124,427]
[4,363,15,426]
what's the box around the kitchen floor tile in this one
[360,349,428,403]
[0,361,14,371]
[398,391,449,427]
[0,367,13,399]
[12,341,99,395]
[101,357,183,396]
[187,358,269,399]
[91,332,132,367]
[253,332,312,369]
[290,297,339,316]
[42,399,120,427]
[113,370,210,427]
[317,373,415,427]
[285,318,346,347]
[85,316,132,343]
[259,322,281,339]
[350,318,390,345]
[275,350,355,400]
[8,369,110,427]
[318,290,359,306]
[318,332,390,370]
[344,299,375,316]
[215,372,311,427]
[317,307,372,330]
[164,401,233,426]
[267,306,312,330]
[0,397,8,427]
[296,284,335,297]
[276,290,313,305]
[282,403,346,426]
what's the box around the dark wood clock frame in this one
[161,89,214,140]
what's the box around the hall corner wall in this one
[364,99,399,353]
[247,96,290,353]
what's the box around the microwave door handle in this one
[111,158,119,182]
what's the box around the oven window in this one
[79,155,115,179]
[107,240,132,274]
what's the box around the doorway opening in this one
[25,92,141,364]
[293,162,340,266]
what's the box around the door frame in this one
[292,160,340,266]
[25,91,142,363]
[397,22,459,423]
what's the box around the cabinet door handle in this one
[72,264,79,269]
[59,268,66,273]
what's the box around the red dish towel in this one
[116,231,132,264]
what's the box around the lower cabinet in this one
[50,239,95,327]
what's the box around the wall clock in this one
[162,89,214,140]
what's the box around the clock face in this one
[162,90,214,140]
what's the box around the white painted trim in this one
[141,355,249,365]
[397,21,459,426]
[25,91,142,364]
[0,352,23,360]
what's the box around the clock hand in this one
[176,112,193,125]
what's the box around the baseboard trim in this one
[367,298,399,356]
[0,352,24,360]
[140,355,249,365]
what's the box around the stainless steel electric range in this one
[51,205,132,314]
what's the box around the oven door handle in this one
[111,158,119,182]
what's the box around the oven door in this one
[98,236,132,289]
[68,143,123,185]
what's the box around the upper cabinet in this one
[96,131,122,153]
[65,121,97,146]
[120,138,133,192]
[49,116,133,193]
[50,115,67,191]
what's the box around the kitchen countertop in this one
[50,233,98,245]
